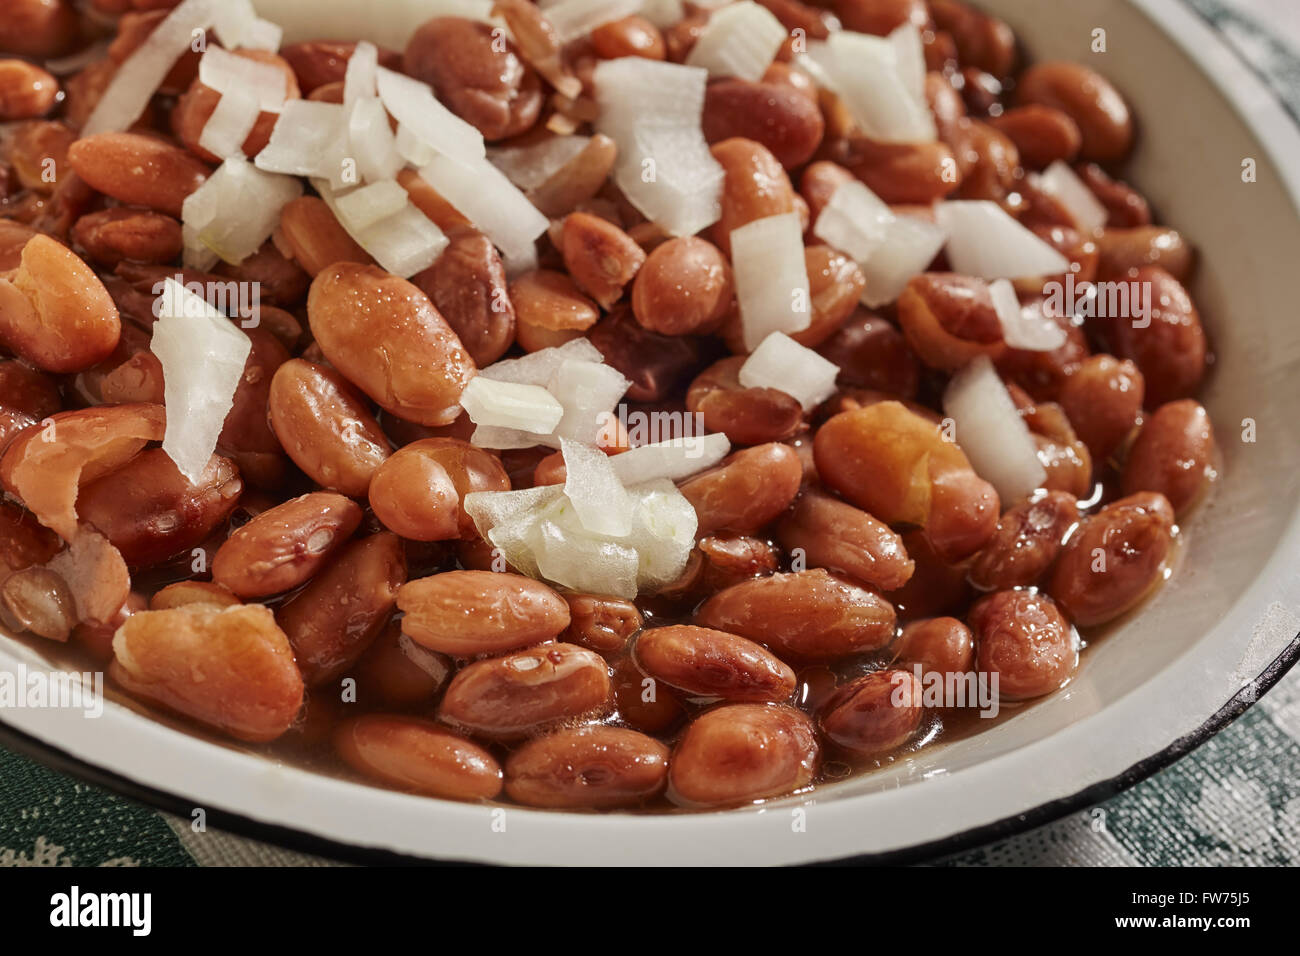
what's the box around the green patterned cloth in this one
[2,0,1298,867]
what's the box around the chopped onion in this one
[183,157,302,266]
[546,0,643,43]
[860,214,948,307]
[342,40,379,110]
[888,22,926,100]
[809,33,936,143]
[935,200,1071,280]
[812,179,892,262]
[212,0,282,51]
[249,0,496,48]
[83,0,219,135]
[394,123,437,167]
[561,438,636,537]
[376,66,485,166]
[942,355,1046,504]
[530,495,641,598]
[685,1,786,82]
[549,358,630,445]
[151,278,253,484]
[739,332,839,410]
[488,135,590,192]
[731,212,812,350]
[197,84,261,159]
[638,0,685,28]
[460,376,565,435]
[464,484,564,578]
[624,478,697,591]
[609,433,731,484]
[255,100,349,180]
[348,96,404,183]
[989,278,1067,352]
[198,46,289,111]
[479,338,605,386]
[417,154,549,271]
[470,424,553,451]
[333,179,409,232]
[314,178,449,278]
[1035,161,1108,235]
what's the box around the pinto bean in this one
[275,195,374,277]
[1075,162,1151,228]
[171,50,301,163]
[411,228,515,367]
[368,437,509,541]
[1058,354,1144,461]
[1015,62,1133,163]
[563,592,642,653]
[279,40,403,94]
[702,78,824,169]
[820,669,925,756]
[71,207,183,268]
[587,307,708,402]
[631,236,733,336]
[149,580,240,611]
[776,490,914,591]
[0,359,61,451]
[816,312,920,398]
[669,703,818,806]
[559,212,645,310]
[506,725,669,808]
[335,714,502,801]
[1095,226,1195,283]
[0,60,59,120]
[634,624,796,702]
[1122,400,1215,514]
[969,490,1079,591]
[685,357,803,446]
[838,137,962,205]
[708,138,798,255]
[354,620,451,708]
[896,273,1004,371]
[211,491,362,598]
[971,589,1078,699]
[67,133,209,217]
[930,0,1016,77]
[791,245,866,348]
[397,570,570,656]
[1,565,76,640]
[678,442,803,534]
[895,617,975,676]
[831,0,925,35]
[988,105,1082,169]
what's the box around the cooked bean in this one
[279,40,403,94]
[799,160,856,233]
[969,490,1079,591]
[149,580,240,611]
[896,273,1005,371]
[988,105,1082,169]
[275,195,373,277]
[1021,400,1093,499]
[267,359,391,496]
[110,604,304,743]
[0,60,59,120]
[354,620,451,708]
[368,437,508,542]
[971,589,1077,699]
[506,725,668,808]
[591,15,666,59]
[831,0,925,36]
[790,245,866,348]
[7,120,75,196]
[397,570,570,656]
[1098,266,1207,407]
[631,236,733,336]
[816,312,920,398]
[820,669,925,756]
[1058,354,1144,461]
[307,264,476,427]
[0,235,121,373]
[994,304,1089,402]
[211,491,362,598]
[559,212,645,310]
[635,624,796,702]
[696,568,896,661]
[949,117,1020,202]
[0,359,61,450]
[70,207,182,268]
[923,467,1001,562]
[67,133,209,217]
[0,0,80,58]
[212,327,290,489]
[838,137,962,205]
[708,138,798,255]
[895,618,974,676]
[685,357,803,446]
[1096,226,1195,282]
[412,227,515,366]
[612,654,685,733]
[335,714,502,801]
[438,642,612,739]
[702,78,824,169]
[172,50,301,162]
[930,0,1016,77]
[1047,492,1175,626]
[669,703,818,806]
[276,532,406,687]
[678,442,803,534]
[1122,399,1215,514]
[107,9,204,96]
[1075,162,1151,227]
[887,528,973,619]
[1016,62,1133,162]
[564,592,642,653]
[587,306,707,401]
[776,489,914,591]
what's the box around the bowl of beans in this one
[0,0,1297,865]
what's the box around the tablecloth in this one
[1,0,1298,868]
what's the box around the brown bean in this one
[587,307,707,401]
[819,669,925,756]
[398,570,570,656]
[214,326,290,490]
[1096,227,1194,283]
[696,568,896,661]
[396,167,472,233]
[563,592,642,653]
[1047,492,1174,626]
[213,242,309,310]
[67,133,209,217]
[948,117,1020,201]
[1075,162,1151,228]
[590,14,665,59]
[1015,62,1133,163]
[368,437,508,542]
[0,60,59,120]
[335,714,502,801]
[353,620,451,707]
[708,138,798,255]
[635,624,796,702]
[993,303,1089,403]
[685,357,803,447]
[679,442,803,534]
[274,195,373,277]
[0,235,121,373]
[988,105,1081,170]
[896,273,1005,371]
[71,207,183,268]
[0,359,61,451]
[969,490,1079,591]
[411,228,515,366]
[508,268,600,348]
[110,604,304,742]
[276,531,406,687]
[211,491,362,598]
[831,0,925,35]
[930,0,1016,77]
[694,534,781,593]
[404,17,541,141]
[439,642,612,739]
[267,359,390,496]
[887,528,972,618]
[559,212,645,310]
[1058,354,1144,461]
[76,448,241,567]
[1122,400,1215,514]
[171,50,301,163]
[308,264,476,426]
[702,78,824,169]
[895,618,974,676]
[776,490,914,591]
[8,120,75,195]
[816,312,920,398]
[278,40,403,93]
[0,0,79,58]
[839,137,962,205]
[670,703,818,806]
[790,245,866,348]
[923,466,1001,562]
[149,580,240,611]
[505,725,668,808]
[631,236,733,336]
[971,589,1077,699]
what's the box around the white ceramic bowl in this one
[3,0,1299,865]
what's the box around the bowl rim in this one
[3,0,1300,867]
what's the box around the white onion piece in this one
[377,66,485,165]
[990,278,1068,352]
[315,179,449,277]
[464,484,564,578]
[1036,161,1108,235]
[530,496,641,598]
[83,0,219,135]
[546,0,643,43]
[488,135,589,191]
[197,84,261,159]
[343,40,379,110]
[732,212,812,350]
[150,279,252,484]
[460,377,565,435]
[549,359,631,445]
[812,179,892,262]
[198,46,289,111]
[942,356,1046,504]
[625,478,697,590]
[250,0,495,48]
[638,0,685,28]
[609,433,731,485]
[561,438,636,537]
[470,424,553,450]
[417,154,549,270]
[935,200,1071,280]
[812,33,936,143]
[860,214,947,307]
[183,157,302,266]
[333,180,409,232]
[479,338,605,386]
[888,22,926,100]
[685,1,786,81]
[255,100,349,179]
[212,0,282,51]
[348,97,404,183]
[394,123,437,167]
[739,332,839,410]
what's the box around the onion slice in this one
[1035,161,1108,235]
[812,179,893,262]
[935,200,1071,280]
[807,32,936,143]
[731,212,812,350]
[314,178,449,278]
[255,100,350,180]
[739,332,840,410]
[609,434,731,485]
[460,377,565,435]
[561,438,636,537]
[860,214,948,308]
[488,135,589,191]
[990,278,1067,352]
[376,66,485,165]
[197,84,261,159]
[333,180,410,232]
[182,156,302,266]
[942,355,1046,503]
[198,46,289,111]
[685,1,787,81]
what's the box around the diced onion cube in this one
[609,433,731,485]
[624,478,698,591]
[739,332,839,410]
[935,200,1071,280]
[460,377,565,435]
[811,32,936,143]
[314,179,449,278]
[376,66,485,165]
[488,135,590,191]
[255,100,349,179]
[348,97,404,183]
[197,84,261,159]
[813,179,892,263]
[942,356,1047,503]
[639,0,685,28]
[465,484,564,578]
[549,359,631,445]
[860,214,948,307]
[685,1,787,82]
[333,180,410,232]
[342,40,379,109]
[182,156,302,266]
[1036,161,1109,235]
[395,123,437,167]
[561,438,636,537]
[990,279,1069,352]
[529,496,640,599]
[888,22,926,99]
[479,338,606,386]
[732,212,812,350]
[198,46,288,111]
